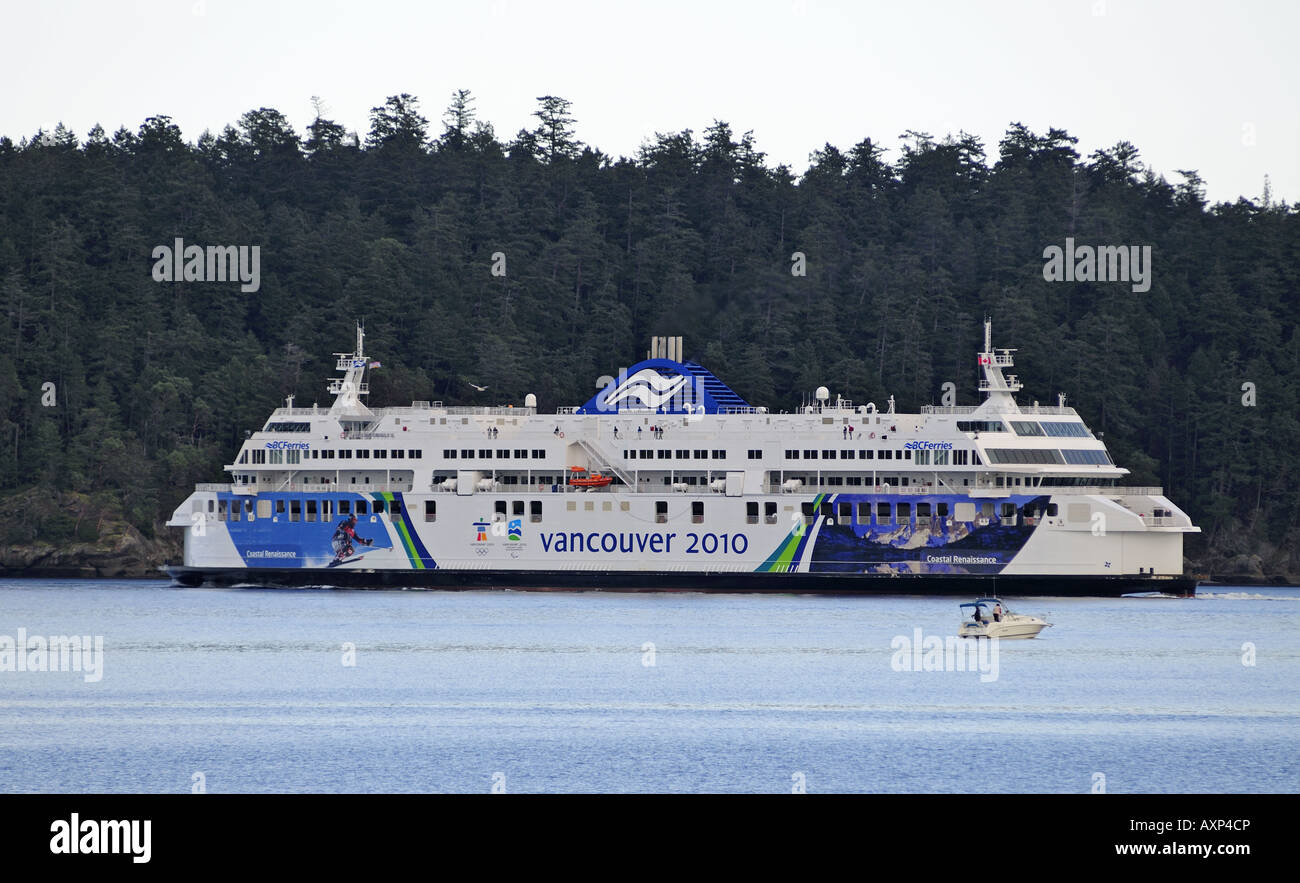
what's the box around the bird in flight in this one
[467,382,489,392]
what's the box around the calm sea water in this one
[1,579,1296,793]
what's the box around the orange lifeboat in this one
[568,466,613,488]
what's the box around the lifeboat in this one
[568,466,613,488]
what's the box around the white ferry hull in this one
[164,487,1198,596]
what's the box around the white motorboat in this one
[959,598,1051,639]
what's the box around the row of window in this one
[985,448,1113,466]
[624,449,730,460]
[443,449,548,460]
[245,449,424,464]
[213,496,403,522]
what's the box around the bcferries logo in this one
[603,369,691,409]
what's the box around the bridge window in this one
[1011,421,1045,436]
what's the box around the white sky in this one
[4,0,1296,205]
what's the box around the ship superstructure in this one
[165,321,1199,595]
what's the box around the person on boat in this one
[993,603,1003,622]
[332,514,373,563]
[972,605,984,625]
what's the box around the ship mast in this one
[328,322,373,415]
[975,317,1022,415]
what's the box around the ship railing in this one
[195,483,232,492]
[920,405,1079,416]
[340,431,397,439]
[1141,515,1174,526]
[438,406,536,416]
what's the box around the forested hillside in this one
[1,92,1296,579]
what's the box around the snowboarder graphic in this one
[330,514,373,566]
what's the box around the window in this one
[461,449,474,458]
[822,450,836,459]
[785,450,799,459]
[1001,503,1017,519]
[800,502,815,525]
[952,450,966,466]
[857,502,870,521]
[712,450,726,459]
[275,499,285,516]
[747,502,759,524]
[693,450,707,459]
[287,450,300,464]
[804,450,818,459]
[862,450,873,460]
[1011,421,1045,436]
[838,502,851,520]
[1061,449,1113,465]
[374,499,386,514]
[356,500,368,515]
[655,501,668,524]
[530,501,543,523]
[876,502,891,522]
[676,449,690,459]
[252,449,266,464]
[374,449,387,459]
[355,450,368,459]
[915,450,930,465]
[748,449,762,459]
[841,450,855,460]
[658,450,671,459]
[897,502,911,519]
[444,449,457,459]
[269,450,283,465]
[512,500,524,516]
[478,449,491,459]
[881,450,893,460]
[306,500,317,522]
[496,449,509,458]
[639,450,652,459]
[957,420,1008,433]
[935,450,948,466]
[257,500,271,518]
[265,421,310,432]
[495,500,507,516]
[692,501,704,523]
[289,500,301,522]
[986,448,1066,465]
[532,449,546,459]
[1041,422,1090,438]
[1046,503,1059,517]
[409,450,422,459]
[765,502,778,524]
[238,451,248,464]
[339,500,350,515]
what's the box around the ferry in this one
[164,320,1200,595]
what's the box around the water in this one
[1,579,1297,793]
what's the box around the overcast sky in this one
[5,0,1296,205]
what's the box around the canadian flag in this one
[978,355,991,365]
